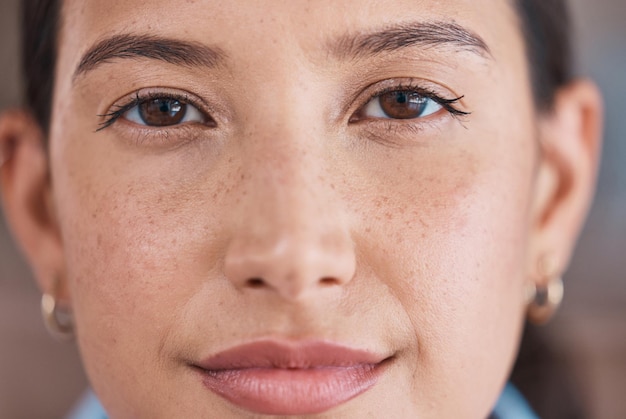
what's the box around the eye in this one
[360,90,443,120]
[124,98,207,127]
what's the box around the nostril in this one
[246,278,266,288]
[319,277,340,286]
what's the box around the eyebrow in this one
[73,34,226,80]
[329,21,491,60]
[73,21,489,81]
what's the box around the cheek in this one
[354,134,533,412]
[57,171,222,321]
[51,153,240,416]
[51,139,236,387]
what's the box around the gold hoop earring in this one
[41,277,74,340]
[526,258,564,325]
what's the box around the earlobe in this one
[528,79,603,288]
[0,109,68,302]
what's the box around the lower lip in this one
[198,362,386,415]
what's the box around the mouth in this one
[192,340,392,415]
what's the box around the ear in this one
[0,109,69,302]
[528,80,604,279]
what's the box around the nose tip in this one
[224,232,356,300]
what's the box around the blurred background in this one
[0,0,624,418]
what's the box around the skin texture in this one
[0,0,603,418]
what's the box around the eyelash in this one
[96,91,210,132]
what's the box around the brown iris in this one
[379,91,429,119]
[138,98,187,126]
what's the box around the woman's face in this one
[48,0,539,417]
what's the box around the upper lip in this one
[195,339,389,371]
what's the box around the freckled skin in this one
[47,0,539,417]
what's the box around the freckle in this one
[96,234,102,246]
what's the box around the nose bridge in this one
[246,135,325,233]
[223,119,356,300]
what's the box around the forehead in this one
[59,0,522,72]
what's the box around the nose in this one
[223,138,356,301]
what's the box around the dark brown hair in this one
[515,0,573,110]
[21,0,574,134]
[21,0,60,134]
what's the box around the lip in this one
[193,340,391,415]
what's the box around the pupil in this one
[158,100,182,115]
[395,93,408,104]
